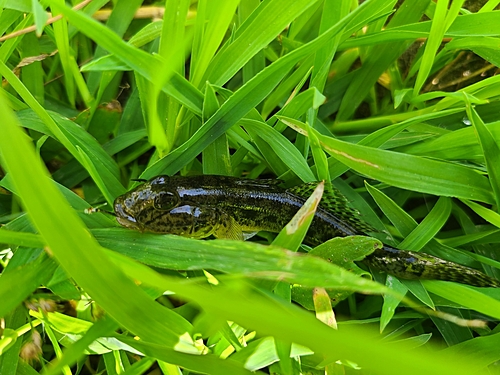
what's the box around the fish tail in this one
[364,246,500,288]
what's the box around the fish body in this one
[114,175,499,287]
[114,175,358,241]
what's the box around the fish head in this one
[113,176,180,230]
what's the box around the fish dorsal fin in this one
[286,182,376,235]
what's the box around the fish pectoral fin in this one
[214,216,244,241]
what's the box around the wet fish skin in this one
[113,175,499,287]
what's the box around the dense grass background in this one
[1,0,500,374]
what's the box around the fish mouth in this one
[114,201,141,230]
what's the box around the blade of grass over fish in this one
[466,102,500,208]
[96,228,388,294]
[422,281,500,320]
[287,122,494,203]
[98,236,484,356]
[0,92,198,352]
[272,182,324,251]
[398,197,452,251]
[140,4,385,178]
[310,236,379,277]
[305,237,378,311]
[48,0,203,115]
[102,229,496,329]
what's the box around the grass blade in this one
[398,197,452,251]
[0,91,198,352]
[466,101,500,207]
[282,118,494,203]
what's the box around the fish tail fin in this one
[364,246,500,288]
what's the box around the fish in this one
[113,175,500,287]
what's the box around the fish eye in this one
[124,197,135,209]
[153,190,179,210]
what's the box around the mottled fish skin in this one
[114,175,500,287]
[365,247,500,287]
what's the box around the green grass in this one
[1,0,500,374]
